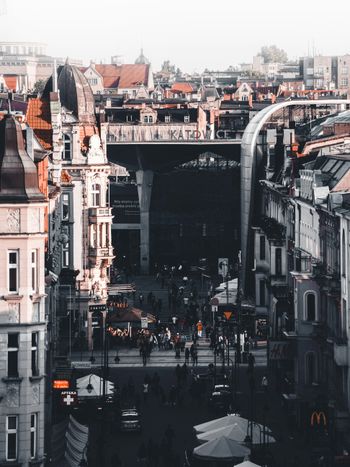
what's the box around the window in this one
[61,193,70,221]
[275,248,282,276]
[6,416,18,461]
[305,292,316,321]
[88,78,98,86]
[259,279,265,306]
[202,224,207,237]
[126,115,133,123]
[305,352,317,385]
[8,250,19,293]
[31,250,37,293]
[184,115,190,123]
[342,66,348,75]
[341,78,349,87]
[143,115,153,123]
[91,184,101,207]
[31,333,38,376]
[259,236,265,260]
[62,244,70,268]
[62,134,71,161]
[165,115,171,123]
[30,414,37,459]
[8,333,19,377]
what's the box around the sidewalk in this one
[70,339,267,368]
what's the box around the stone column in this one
[136,170,154,275]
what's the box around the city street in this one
[69,365,310,467]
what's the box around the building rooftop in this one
[0,114,46,203]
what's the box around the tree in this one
[259,45,288,64]
[33,79,47,95]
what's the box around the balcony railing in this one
[89,246,114,258]
[89,207,112,218]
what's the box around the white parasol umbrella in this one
[194,414,271,434]
[234,461,262,467]
[197,422,276,445]
[193,435,250,461]
[76,373,114,399]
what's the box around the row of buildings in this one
[253,121,350,449]
[3,41,350,99]
[0,62,114,465]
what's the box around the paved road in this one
[68,366,310,467]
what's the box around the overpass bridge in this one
[106,99,350,278]
[107,139,241,273]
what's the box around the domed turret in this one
[135,48,150,65]
[57,62,96,124]
[0,115,45,203]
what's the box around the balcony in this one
[334,338,348,367]
[89,207,113,223]
[259,216,286,241]
[89,246,114,259]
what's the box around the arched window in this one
[91,184,101,207]
[305,352,317,385]
[305,291,316,321]
[62,134,71,161]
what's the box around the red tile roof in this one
[3,75,17,91]
[118,64,149,89]
[95,64,122,88]
[171,82,194,94]
[26,98,52,150]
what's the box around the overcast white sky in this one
[1,0,350,72]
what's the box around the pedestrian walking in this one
[261,374,268,392]
[143,381,149,403]
[142,348,147,366]
[185,347,190,364]
[193,349,198,366]
[196,320,203,338]
[139,292,144,306]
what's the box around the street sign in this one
[224,311,232,321]
[61,391,78,407]
[53,379,70,390]
[89,304,106,313]
[211,305,218,312]
[310,411,327,427]
[71,361,92,369]
[210,297,219,306]
[218,258,228,277]
[141,317,148,329]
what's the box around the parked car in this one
[208,383,232,411]
[120,408,141,433]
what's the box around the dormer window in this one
[144,115,153,124]
[126,115,133,123]
[184,115,190,123]
[165,115,171,123]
